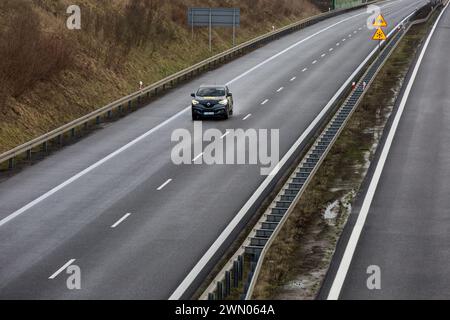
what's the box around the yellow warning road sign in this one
[372,28,387,40]
[373,14,387,27]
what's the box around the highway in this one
[323,1,450,299]
[0,0,427,299]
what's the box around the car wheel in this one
[192,111,199,121]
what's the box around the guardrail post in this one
[208,293,215,300]
[224,271,231,297]
[243,281,249,298]
[107,110,112,118]
[57,134,62,146]
[250,260,256,272]
[232,260,239,288]
[8,157,15,169]
[96,116,100,125]
[128,100,132,112]
[42,141,48,153]
[26,149,32,160]
[71,128,76,138]
[216,281,223,300]
[238,255,244,281]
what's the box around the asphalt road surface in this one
[0,0,427,299]
[322,2,450,299]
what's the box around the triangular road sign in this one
[373,14,387,27]
[372,28,387,40]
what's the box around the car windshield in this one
[196,87,225,97]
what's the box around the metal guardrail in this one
[200,3,431,300]
[0,1,378,170]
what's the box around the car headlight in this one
[192,100,199,105]
[219,99,228,105]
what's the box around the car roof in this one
[198,85,226,89]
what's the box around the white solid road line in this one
[261,99,269,105]
[0,107,188,229]
[302,67,308,72]
[111,213,131,228]
[290,77,296,81]
[157,179,173,191]
[277,87,284,92]
[0,4,377,229]
[169,5,416,300]
[326,3,448,300]
[49,259,76,279]
[242,114,252,120]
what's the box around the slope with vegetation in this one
[0,0,326,153]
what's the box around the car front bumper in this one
[192,105,228,117]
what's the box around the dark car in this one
[191,85,234,120]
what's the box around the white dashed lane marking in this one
[111,213,131,229]
[157,179,173,190]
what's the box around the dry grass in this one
[0,0,322,153]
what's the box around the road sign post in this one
[209,8,212,52]
[191,9,194,39]
[233,8,236,46]
[371,14,387,55]
[188,8,241,50]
